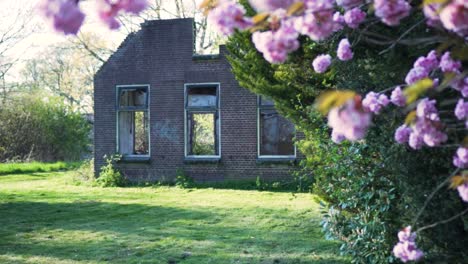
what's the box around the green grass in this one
[0,171,349,264]
[0,162,80,175]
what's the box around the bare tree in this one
[0,6,34,103]
[21,36,109,113]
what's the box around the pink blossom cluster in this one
[404,50,438,85]
[337,38,353,61]
[455,99,468,122]
[39,0,148,34]
[328,97,372,143]
[390,86,406,107]
[453,147,468,169]
[252,19,299,64]
[39,0,85,35]
[343,7,366,29]
[393,226,424,262]
[374,0,411,26]
[336,0,363,10]
[362,92,389,114]
[293,9,337,41]
[424,0,468,38]
[97,0,148,29]
[312,54,332,73]
[248,0,295,12]
[208,0,252,36]
[457,182,468,202]
[395,98,447,149]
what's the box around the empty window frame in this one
[185,83,220,158]
[258,96,296,158]
[116,85,150,157]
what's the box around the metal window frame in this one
[257,96,297,159]
[184,83,221,159]
[115,84,151,158]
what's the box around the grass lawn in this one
[0,171,349,264]
[0,162,79,176]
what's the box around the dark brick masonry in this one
[94,18,302,182]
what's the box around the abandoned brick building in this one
[94,18,301,182]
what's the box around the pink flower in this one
[337,38,353,61]
[208,0,252,36]
[374,0,411,26]
[452,76,468,98]
[439,0,468,38]
[97,0,148,29]
[336,0,363,10]
[252,19,299,64]
[294,10,336,41]
[393,226,424,263]
[118,0,147,14]
[405,67,429,85]
[331,130,346,143]
[332,11,345,31]
[397,98,447,149]
[457,183,468,202]
[248,0,296,12]
[423,3,442,27]
[395,125,412,144]
[453,147,468,169]
[390,86,406,107]
[312,54,332,73]
[39,0,85,35]
[413,50,439,73]
[455,99,468,120]
[303,0,335,12]
[439,51,462,73]
[328,98,372,141]
[362,92,389,114]
[344,7,366,29]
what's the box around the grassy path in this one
[0,172,348,264]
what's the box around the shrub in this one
[97,155,126,187]
[175,168,194,188]
[0,93,91,162]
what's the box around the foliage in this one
[226,11,467,263]
[97,155,126,187]
[0,93,91,162]
[175,168,194,188]
[0,161,79,175]
[0,171,348,263]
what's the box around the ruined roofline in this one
[95,18,225,80]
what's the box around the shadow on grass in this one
[0,200,348,264]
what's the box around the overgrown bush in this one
[226,5,467,262]
[175,168,194,188]
[97,155,126,187]
[0,93,91,162]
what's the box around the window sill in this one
[184,157,221,164]
[119,155,151,163]
[256,157,296,165]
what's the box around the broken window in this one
[258,96,295,157]
[185,84,219,157]
[117,86,149,156]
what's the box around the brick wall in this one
[94,18,303,182]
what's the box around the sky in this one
[0,0,155,81]
[0,0,216,82]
